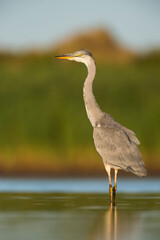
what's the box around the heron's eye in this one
[74,53,82,57]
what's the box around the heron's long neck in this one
[83,58,103,127]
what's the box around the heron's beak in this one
[55,54,75,60]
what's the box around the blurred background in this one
[0,0,160,177]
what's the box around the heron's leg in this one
[105,166,112,203]
[113,169,118,204]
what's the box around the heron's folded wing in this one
[93,124,146,176]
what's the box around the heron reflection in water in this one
[87,202,142,240]
[87,203,117,240]
[56,50,147,203]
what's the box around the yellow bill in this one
[55,55,74,60]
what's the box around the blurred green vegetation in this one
[0,52,159,176]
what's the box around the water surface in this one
[0,178,159,240]
[0,177,159,193]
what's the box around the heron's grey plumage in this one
[56,49,147,202]
[93,116,146,176]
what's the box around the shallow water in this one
[0,177,160,193]
[0,178,160,240]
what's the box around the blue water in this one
[0,177,159,193]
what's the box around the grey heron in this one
[56,49,147,203]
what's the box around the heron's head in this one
[55,49,93,64]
